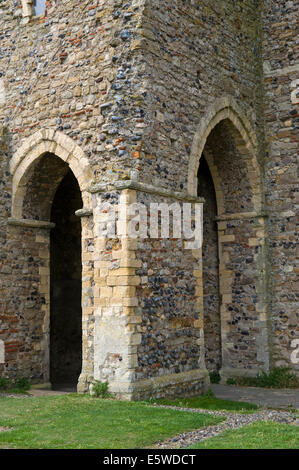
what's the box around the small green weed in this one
[0,377,10,391]
[209,371,221,384]
[226,367,299,389]
[0,376,31,393]
[90,380,112,398]
[14,378,30,391]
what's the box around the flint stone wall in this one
[0,0,297,399]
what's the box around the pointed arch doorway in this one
[190,99,269,380]
[50,169,83,389]
[18,153,83,389]
[9,131,93,390]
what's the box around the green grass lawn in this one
[0,394,223,449]
[188,421,299,449]
[152,391,258,412]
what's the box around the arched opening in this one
[16,152,83,389]
[195,116,268,378]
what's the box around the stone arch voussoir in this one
[188,96,262,212]
[10,129,92,219]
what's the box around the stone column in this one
[90,188,142,398]
[88,180,209,400]
[76,209,95,393]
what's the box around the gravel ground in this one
[150,405,299,449]
[0,392,30,399]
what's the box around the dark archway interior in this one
[50,170,83,389]
[198,120,257,373]
[197,155,221,372]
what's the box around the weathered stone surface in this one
[263,0,299,375]
[0,0,297,400]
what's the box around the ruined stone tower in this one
[0,0,298,399]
